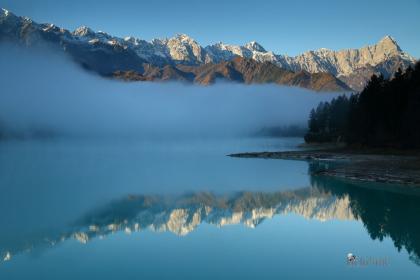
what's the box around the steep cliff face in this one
[280,36,415,90]
[207,36,416,91]
[114,57,350,91]
[1,8,416,91]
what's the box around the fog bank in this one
[0,45,340,139]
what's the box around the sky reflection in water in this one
[0,138,420,279]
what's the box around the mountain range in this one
[0,8,416,91]
[1,187,355,262]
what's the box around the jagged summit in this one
[244,41,266,52]
[380,35,398,44]
[0,8,416,91]
[174,33,194,41]
[73,25,95,37]
[0,8,18,21]
[377,35,401,51]
[1,8,10,16]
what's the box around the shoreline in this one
[228,148,420,186]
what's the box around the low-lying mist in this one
[0,45,340,140]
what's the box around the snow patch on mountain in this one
[0,8,416,90]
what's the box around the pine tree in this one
[305,61,420,148]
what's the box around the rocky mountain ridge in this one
[0,8,416,91]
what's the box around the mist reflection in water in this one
[2,169,420,266]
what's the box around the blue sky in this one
[2,0,419,57]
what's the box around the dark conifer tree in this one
[305,61,420,148]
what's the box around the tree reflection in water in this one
[309,162,420,265]
[2,164,420,265]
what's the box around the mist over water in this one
[1,46,420,280]
[0,45,339,139]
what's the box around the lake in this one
[0,137,419,279]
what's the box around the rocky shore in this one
[228,149,420,186]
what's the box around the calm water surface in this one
[0,137,419,279]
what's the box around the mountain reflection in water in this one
[2,166,420,266]
[1,185,354,262]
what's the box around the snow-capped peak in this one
[123,36,139,45]
[244,41,266,52]
[0,8,415,92]
[173,33,196,43]
[73,25,95,37]
[377,35,401,51]
[314,48,333,56]
[0,8,19,20]
[1,8,20,25]
[42,23,55,32]
[380,35,397,44]
[212,42,227,48]
[1,8,10,16]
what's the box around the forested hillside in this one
[305,62,420,148]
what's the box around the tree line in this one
[305,62,420,148]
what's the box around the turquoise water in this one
[0,137,419,279]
